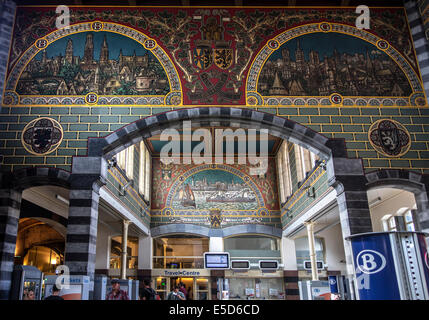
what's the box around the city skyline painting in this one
[16,31,169,96]
[258,32,413,97]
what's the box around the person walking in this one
[166,286,185,300]
[140,279,158,300]
[106,279,130,300]
[44,285,64,300]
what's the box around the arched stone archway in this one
[365,169,429,232]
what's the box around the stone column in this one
[64,157,106,297]
[120,220,130,280]
[282,237,299,300]
[327,151,373,300]
[304,222,318,281]
[0,0,16,106]
[404,1,429,102]
[209,237,223,252]
[0,181,21,300]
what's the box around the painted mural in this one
[172,170,258,210]
[16,31,169,96]
[4,6,424,107]
[151,159,280,228]
[257,33,412,97]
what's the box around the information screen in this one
[204,252,230,269]
[231,260,250,269]
[259,260,278,270]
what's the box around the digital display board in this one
[204,252,230,269]
[259,260,279,270]
[303,261,324,270]
[230,260,250,270]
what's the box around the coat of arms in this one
[209,209,223,228]
[369,119,411,157]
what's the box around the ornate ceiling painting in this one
[3,6,426,107]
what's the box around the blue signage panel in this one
[349,233,401,300]
[416,233,429,294]
[328,276,338,294]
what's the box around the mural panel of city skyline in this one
[172,169,259,210]
[257,33,413,97]
[16,31,169,95]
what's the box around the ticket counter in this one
[152,269,211,300]
[224,270,285,300]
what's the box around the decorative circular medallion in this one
[330,93,343,105]
[368,119,411,157]
[376,40,389,50]
[91,21,103,31]
[35,38,48,49]
[319,22,332,32]
[267,39,280,50]
[143,39,157,50]
[257,207,269,217]
[162,207,174,216]
[85,92,98,105]
[3,91,19,105]
[21,117,63,155]
[247,96,258,105]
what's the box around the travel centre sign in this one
[152,269,211,277]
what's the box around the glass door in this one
[195,278,209,300]
[155,277,167,300]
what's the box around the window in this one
[276,141,292,203]
[139,141,151,201]
[387,216,397,231]
[116,145,134,180]
[152,237,209,269]
[294,145,317,184]
[404,210,415,231]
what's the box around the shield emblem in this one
[213,48,233,70]
[23,118,62,154]
[193,47,213,70]
[379,126,400,154]
[369,120,410,157]
[209,209,222,228]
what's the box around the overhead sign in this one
[230,260,250,270]
[259,260,278,270]
[303,260,324,270]
[204,252,230,269]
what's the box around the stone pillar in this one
[327,149,373,300]
[304,222,318,281]
[209,237,223,252]
[0,0,16,107]
[0,183,21,300]
[120,220,130,280]
[404,1,429,102]
[64,157,105,296]
[282,237,299,300]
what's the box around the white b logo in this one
[356,250,386,274]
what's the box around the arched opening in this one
[15,218,65,274]
[367,187,418,232]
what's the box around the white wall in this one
[138,235,152,269]
[368,189,416,232]
[95,222,111,270]
[281,237,297,270]
[317,223,347,274]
